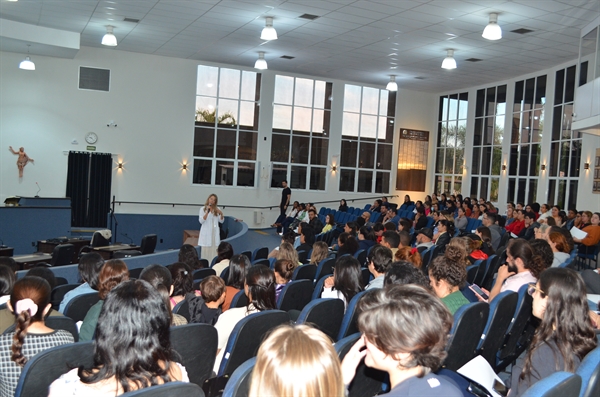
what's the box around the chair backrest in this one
[335,333,386,397]
[14,341,94,397]
[296,298,345,341]
[476,291,519,370]
[55,277,68,286]
[314,257,335,282]
[276,279,313,312]
[443,302,490,371]
[297,250,308,264]
[577,346,600,397]
[128,267,145,279]
[361,267,372,286]
[219,266,230,281]
[3,315,80,342]
[481,251,505,291]
[120,382,205,396]
[239,250,252,260]
[210,256,218,268]
[312,274,330,301]
[354,249,366,266]
[498,284,533,363]
[51,244,74,266]
[475,255,496,286]
[466,261,482,284]
[251,258,270,267]
[63,292,100,322]
[252,247,268,261]
[337,290,367,341]
[140,234,158,255]
[222,357,256,397]
[521,372,582,397]
[291,264,317,281]
[170,323,218,386]
[173,299,190,322]
[230,289,249,308]
[218,310,290,376]
[193,268,216,280]
[198,259,209,269]
[51,283,81,310]
[90,231,111,247]
[498,232,512,250]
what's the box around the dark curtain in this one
[66,152,112,227]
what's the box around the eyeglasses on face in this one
[527,283,544,296]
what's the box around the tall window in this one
[434,93,468,195]
[340,85,395,193]
[548,65,580,210]
[507,75,546,205]
[193,66,260,187]
[471,86,506,202]
[270,76,332,191]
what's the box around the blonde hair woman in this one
[309,241,329,265]
[199,194,224,260]
[249,325,345,397]
[276,242,300,266]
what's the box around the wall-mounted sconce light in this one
[501,164,506,171]
[584,162,590,170]
[540,164,546,171]
[182,163,188,171]
[331,165,337,172]
[118,162,123,169]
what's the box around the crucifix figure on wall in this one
[9,146,34,178]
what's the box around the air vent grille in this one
[79,67,110,92]
[511,28,534,34]
[465,58,483,62]
[280,55,295,59]
[299,13,320,20]
[124,17,140,23]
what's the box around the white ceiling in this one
[0,0,598,92]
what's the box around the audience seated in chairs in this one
[212,242,234,277]
[365,245,393,290]
[296,225,315,254]
[384,261,431,290]
[336,233,359,258]
[276,242,300,267]
[169,262,197,308]
[59,252,104,313]
[1,276,74,396]
[380,231,400,257]
[221,254,250,312]
[529,239,554,269]
[308,241,329,265]
[321,255,364,310]
[308,209,324,235]
[250,324,345,397]
[428,247,470,315]
[188,276,226,325]
[357,226,376,252]
[573,212,600,255]
[213,265,277,373]
[79,259,129,342]
[507,268,597,396]
[476,226,495,256]
[0,264,15,306]
[139,265,187,326]
[49,279,189,396]
[268,232,295,259]
[394,246,423,269]
[178,244,205,270]
[274,259,295,301]
[340,285,462,397]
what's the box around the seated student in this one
[274,259,296,300]
[336,233,359,258]
[475,226,495,256]
[178,244,204,270]
[80,259,129,342]
[213,266,277,373]
[380,231,400,257]
[322,256,364,309]
[344,221,359,237]
[397,231,411,249]
[394,246,423,269]
[428,250,470,315]
[357,226,377,252]
[49,280,189,396]
[169,262,196,308]
[399,195,414,211]
[415,227,434,253]
[434,219,454,248]
[464,234,489,263]
[277,242,301,266]
[139,264,188,326]
[222,254,250,311]
[341,285,462,397]
[454,207,468,231]
[507,209,526,236]
[309,241,329,265]
[507,268,597,396]
[373,222,385,244]
[321,213,335,234]
[296,225,315,254]
[396,218,412,233]
[1,277,75,396]
[338,199,348,212]
[519,211,539,241]
[212,242,234,277]
[59,252,104,313]
[384,261,431,289]
[308,209,324,235]
[188,276,226,325]
[249,324,345,397]
[572,211,600,255]
[0,264,15,305]
[529,239,554,269]
[365,245,393,290]
[268,231,295,259]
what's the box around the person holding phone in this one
[199,194,224,260]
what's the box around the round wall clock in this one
[85,132,98,144]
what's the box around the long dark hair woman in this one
[213,265,277,372]
[508,268,597,396]
[222,254,250,312]
[49,279,188,396]
[0,277,74,396]
[169,262,195,308]
[321,255,364,309]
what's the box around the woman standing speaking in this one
[199,194,224,260]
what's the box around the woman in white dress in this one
[199,194,224,260]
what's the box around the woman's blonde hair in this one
[310,241,329,265]
[277,242,299,264]
[204,194,219,214]
[249,324,345,397]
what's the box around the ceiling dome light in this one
[386,75,398,91]
[19,56,35,70]
[254,51,268,70]
[261,17,278,41]
[441,49,457,70]
[102,25,118,46]
[482,13,502,41]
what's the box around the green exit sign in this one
[87,146,96,151]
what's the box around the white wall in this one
[0,46,437,225]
